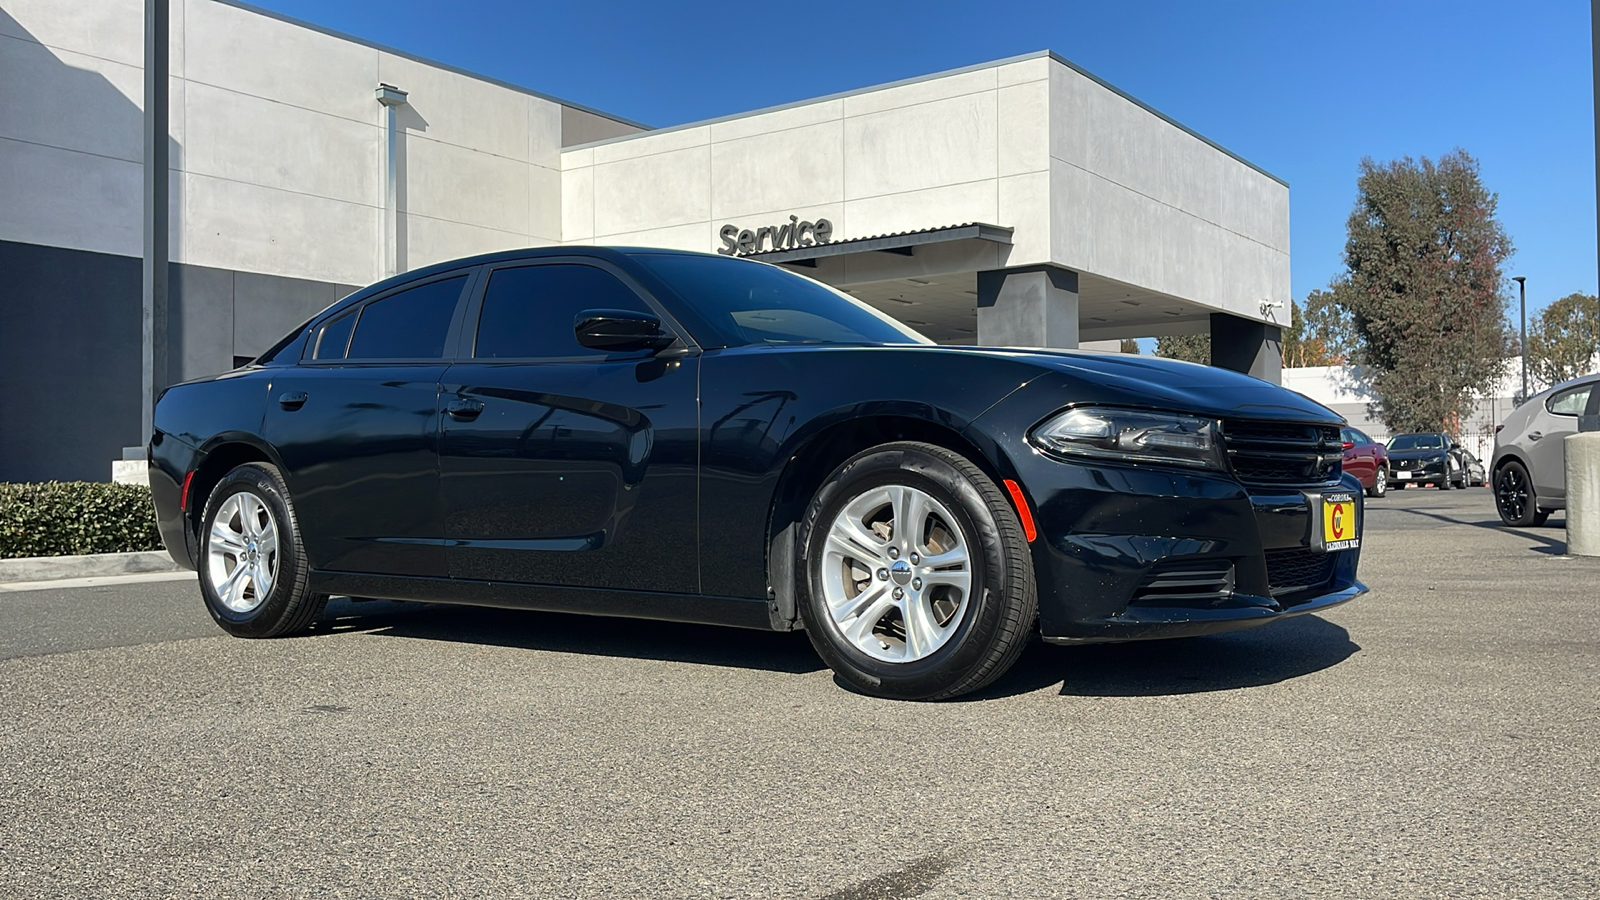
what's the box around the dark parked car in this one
[1340,427,1389,498]
[1386,432,1467,490]
[149,247,1366,700]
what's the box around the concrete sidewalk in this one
[0,550,183,587]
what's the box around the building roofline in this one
[212,0,651,130]
[564,49,1286,187]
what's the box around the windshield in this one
[1389,434,1444,451]
[632,253,931,348]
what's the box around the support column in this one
[976,266,1079,348]
[138,0,169,452]
[376,84,408,278]
[1210,312,1283,385]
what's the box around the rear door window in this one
[345,275,469,360]
[1548,384,1593,416]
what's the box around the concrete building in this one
[1,0,1291,483]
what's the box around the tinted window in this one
[346,275,467,359]
[632,253,930,348]
[474,264,652,359]
[313,310,356,360]
[1548,384,1593,416]
[1389,433,1444,451]
[1350,429,1372,445]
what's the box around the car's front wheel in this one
[198,462,327,637]
[1494,460,1550,527]
[1366,466,1387,498]
[797,442,1036,701]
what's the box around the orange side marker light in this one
[1003,479,1037,543]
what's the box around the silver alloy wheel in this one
[1374,467,1386,494]
[206,492,279,613]
[820,483,973,663]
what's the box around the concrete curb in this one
[0,550,185,584]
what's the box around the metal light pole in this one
[1513,276,1527,402]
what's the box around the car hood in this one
[1388,448,1448,462]
[974,347,1343,423]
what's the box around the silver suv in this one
[1491,374,1600,526]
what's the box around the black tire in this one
[796,442,1036,701]
[1494,460,1549,527]
[1436,474,1451,490]
[197,463,327,637]
[1366,467,1387,498]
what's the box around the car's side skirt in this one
[308,571,776,631]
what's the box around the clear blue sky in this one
[249,0,1597,317]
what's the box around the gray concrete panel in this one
[1210,313,1283,385]
[233,270,343,357]
[976,266,1080,349]
[168,263,233,382]
[562,106,646,148]
[0,239,142,482]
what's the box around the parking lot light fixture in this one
[1513,276,1527,402]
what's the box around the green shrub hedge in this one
[0,482,164,559]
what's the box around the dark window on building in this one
[474,264,652,360]
[346,275,467,360]
[313,310,356,360]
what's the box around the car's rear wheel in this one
[1366,466,1387,498]
[1494,460,1550,527]
[796,442,1036,701]
[199,463,326,637]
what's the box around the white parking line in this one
[0,571,197,593]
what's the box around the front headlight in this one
[1029,407,1224,470]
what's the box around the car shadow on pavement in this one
[1383,506,1569,554]
[969,614,1360,699]
[314,600,827,675]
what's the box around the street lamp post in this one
[1513,276,1527,402]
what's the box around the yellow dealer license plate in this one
[1322,492,1359,551]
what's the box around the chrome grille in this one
[1221,419,1343,487]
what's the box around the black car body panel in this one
[150,246,1365,643]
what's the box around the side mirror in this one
[1450,442,1461,450]
[574,308,676,353]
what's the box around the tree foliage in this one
[1527,292,1600,388]
[1155,332,1209,364]
[1118,338,1141,355]
[1288,291,1355,367]
[1327,150,1513,432]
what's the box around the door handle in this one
[1528,431,1543,441]
[446,398,485,420]
[278,391,308,411]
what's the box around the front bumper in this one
[1390,461,1448,482]
[1008,451,1366,643]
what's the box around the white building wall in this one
[1048,60,1289,322]
[562,56,1054,266]
[1,0,583,286]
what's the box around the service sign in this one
[718,215,834,256]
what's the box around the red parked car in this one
[1341,427,1389,497]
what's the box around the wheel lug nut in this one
[877,568,889,581]
[912,578,922,590]
[893,587,904,600]
[909,552,920,564]
[887,547,899,559]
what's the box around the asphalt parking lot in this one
[2,486,1597,898]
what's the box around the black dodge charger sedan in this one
[149,247,1366,700]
